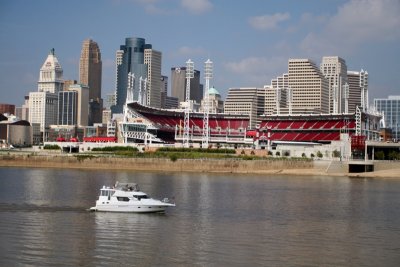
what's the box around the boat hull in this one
[90,203,174,213]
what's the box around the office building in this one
[165,96,179,109]
[113,37,148,114]
[144,47,162,108]
[374,95,400,141]
[79,39,103,124]
[69,84,89,126]
[29,49,64,142]
[288,59,329,114]
[347,70,368,113]
[320,56,348,114]
[171,67,202,103]
[58,91,77,125]
[224,87,261,129]
[160,75,168,108]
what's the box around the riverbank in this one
[1,152,399,178]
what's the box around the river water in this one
[0,167,399,266]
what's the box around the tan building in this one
[79,39,102,124]
[144,48,162,108]
[288,59,329,114]
[224,87,260,129]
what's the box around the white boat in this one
[90,182,175,213]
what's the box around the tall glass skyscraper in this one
[112,37,148,114]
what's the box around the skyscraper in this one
[171,67,201,103]
[112,37,148,114]
[144,47,162,108]
[347,70,368,113]
[320,56,348,114]
[288,59,329,114]
[29,49,64,143]
[79,39,102,124]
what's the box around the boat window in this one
[117,197,130,202]
[136,195,148,200]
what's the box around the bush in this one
[301,153,307,158]
[91,146,138,152]
[375,151,385,160]
[43,144,60,150]
[332,149,340,158]
[157,147,236,154]
[388,151,400,160]
[310,153,315,158]
[268,151,273,156]
[169,153,178,162]
[275,151,280,157]
[283,151,290,157]
[317,151,323,158]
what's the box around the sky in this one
[1,0,399,107]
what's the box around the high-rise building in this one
[38,48,64,94]
[374,95,400,141]
[0,103,16,115]
[347,70,368,113]
[224,87,261,129]
[288,59,329,114]
[320,56,348,114]
[58,91,78,125]
[69,84,89,126]
[112,37,148,114]
[57,84,89,127]
[160,75,168,108]
[144,47,162,108]
[200,87,224,114]
[79,39,103,125]
[29,49,64,142]
[171,67,201,104]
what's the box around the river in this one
[0,167,399,266]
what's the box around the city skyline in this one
[1,0,399,107]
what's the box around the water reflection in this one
[1,168,400,266]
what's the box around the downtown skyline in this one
[1,0,399,107]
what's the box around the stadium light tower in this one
[344,82,349,114]
[202,59,213,148]
[183,59,194,148]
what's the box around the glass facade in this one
[113,37,148,114]
[374,96,400,141]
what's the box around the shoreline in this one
[1,153,399,178]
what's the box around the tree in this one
[317,151,323,158]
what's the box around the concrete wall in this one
[0,154,315,174]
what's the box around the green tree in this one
[317,151,323,158]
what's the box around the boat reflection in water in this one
[89,182,175,213]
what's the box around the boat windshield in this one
[101,189,113,196]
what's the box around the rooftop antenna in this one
[183,59,194,148]
[202,59,213,148]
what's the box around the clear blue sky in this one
[1,0,399,106]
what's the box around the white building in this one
[28,49,64,143]
[320,56,348,114]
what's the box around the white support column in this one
[183,59,194,148]
[202,59,213,148]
